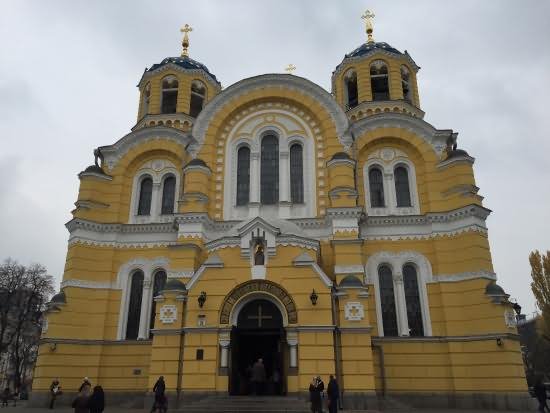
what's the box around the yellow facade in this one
[32,25,530,411]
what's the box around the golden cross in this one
[285,63,296,74]
[361,9,375,43]
[180,24,193,57]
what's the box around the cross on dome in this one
[361,9,375,43]
[285,63,296,74]
[180,24,193,57]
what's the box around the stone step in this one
[174,395,310,413]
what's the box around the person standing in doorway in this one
[49,379,62,409]
[88,385,105,413]
[534,377,549,413]
[151,376,166,413]
[251,358,266,395]
[327,375,339,413]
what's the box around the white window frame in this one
[366,251,432,337]
[129,160,180,224]
[363,150,420,216]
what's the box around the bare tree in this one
[529,250,550,341]
[0,259,54,392]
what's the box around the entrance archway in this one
[229,299,286,396]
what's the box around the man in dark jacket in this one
[251,359,266,395]
[327,375,339,413]
[151,376,166,413]
[534,377,549,413]
[309,376,325,413]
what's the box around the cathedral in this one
[33,13,530,410]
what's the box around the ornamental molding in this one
[344,302,365,321]
[437,154,476,169]
[326,158,355,168]
[60,279,117,290]
[192,74,349,154]
[351,113,453,156]
[334,265,365,275]
[77,171,113,181]
[159,304,178,324]
[98,126,194,171]
[430,270,496,283]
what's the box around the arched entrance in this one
[229,299,286,396]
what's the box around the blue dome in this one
[335,42,419,73]
[147,56,219,85]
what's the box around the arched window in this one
[161,75,178,114]
[126,270,144,340]
[370,60,390,101]
[403,264,424,336]
[260,134,279,204]
[137,177,153,215]
[189,80,206,117]
[290,144,304,203]
[394,166,411,207]
[161,175,176,214]
[401,66,412,103]
[344,69,358,109]
[368,167,385,207]
[149,270,167,338]
[236,146,250,206]
[378,265,398,336]
[142,83,151,117]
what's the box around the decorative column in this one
[249,152,260,216]
[393,271,409,336]
[279,151,290,218]
[150,182,162,218]
[383,171,395,212]
[138,279,152,339]
[219,333,231,371]
[287,332,298,369]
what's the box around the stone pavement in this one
[0,401,538,413]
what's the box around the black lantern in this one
[512,302,522,316]
[310,289,318,306]
[198,291,207,308]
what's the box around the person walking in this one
[326,375,339,413]
[251,358,266,395]
[309,376,324,413]
[88,385,105,413]
[49,379,62,409]
[1,388,10,407]
[71,383,91,413]
[151,376,166,413]
[534,377,549,413]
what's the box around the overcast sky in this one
[1,1,549,315]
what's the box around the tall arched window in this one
[403,264,424,336]
[378,265,398,336]
[401,65,412,103]
[290,144,304,203]
[137,177,153,215]
[260,134,279,204]
[149,270,167,338]
[161,75,178,114]
[236,146,250,206]
[126,270,144,340]
[189,80,206,117]
[370,60,390,101]
[161,175,176,214]
[344,69,358,109]
[394,166,411,207]
[368,167,385,207]
[142,83,151,117]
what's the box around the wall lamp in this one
[496,338,503,347]
[310,289,318,306]
[49,343,57,352]
[198,291,207,308]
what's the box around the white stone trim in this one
[60,279,117,290]
[430,270,496,283]
[366,251,433,337]
[363,150,420,216]
[116,257,170,340]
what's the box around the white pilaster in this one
[150,182,161,217]
[383,172,395,209]
[393,272,409,336]
[287,332,298,368]
[219,333,231,368]
[249,152,261,217]
[138,279,152,339]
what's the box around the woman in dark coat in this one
[327,375,339,413]
[309,376,324,413]
[71,384,90,413]
[88,386,105,413]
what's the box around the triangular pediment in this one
[237,216,281,238]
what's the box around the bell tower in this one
[332,10,423,121]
